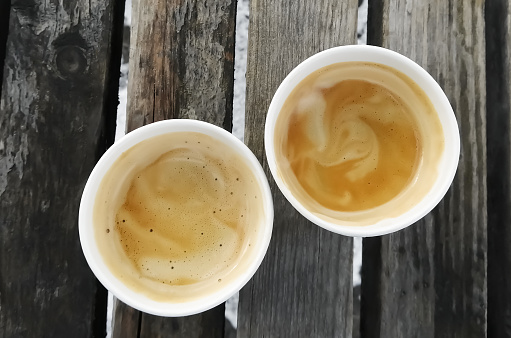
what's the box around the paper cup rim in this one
[264,45,460,237]
[79,119,274,316]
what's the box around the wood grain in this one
[238,0,358,336]
[112,298,141,338]
[111,0,236,336]
[138,305,225,338]
[362,0,487,337]
[0,0,10,96]
[486,0,511,336]
[0,0,123,336]
[126,0,236,132]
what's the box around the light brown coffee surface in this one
[94,132,264,302]
[286,79,419,211]
[274,62,444,222]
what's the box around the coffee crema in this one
[94,132,264,302]
[274,62,444,224]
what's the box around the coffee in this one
[93,132,265,302]
[274,62,444,225]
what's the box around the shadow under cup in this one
[79,120,273,317]
[265,45,460,237]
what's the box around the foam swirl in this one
[278,63,424,212]
[94,132,264,302]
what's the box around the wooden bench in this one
[0,0,507,336]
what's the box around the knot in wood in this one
[55,46,87,78]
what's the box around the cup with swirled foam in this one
[265,45,459,237]
[79,120,273,316]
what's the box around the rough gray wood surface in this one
[138,306,225,338]
[238,0,358,337]
[113,299,225,338]
[362,0,487,337]
[126,0,236,132]
[0,0,10,95]
[111,0,236,336]
[112,298,141,338]
[0,0,123,336]
[486,0,511,336]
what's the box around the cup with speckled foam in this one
[265,45,459,237]
[79,119,273,316]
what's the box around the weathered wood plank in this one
[112,298,141,338]
[0,0,124,336]
[238,1,358,337]
[111,0,236,336]
[0,0,10,95]
[138,305,225,338]
[486,0,511,336]
[126,0,235,132]
[361,0,487,337]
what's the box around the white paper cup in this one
[79,119,273,316]
[265,45,459,237]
